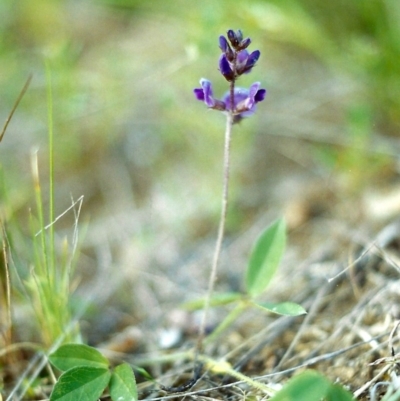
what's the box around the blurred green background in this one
[1,0,400,341]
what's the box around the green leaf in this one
[254,301,307,316]
[109,363,138,401]
[245,218,286,298]
[182,292,243,311]
[50,366,111,401]
[269,370,355,401]
[325,382,355,401]
[49,344,109,371]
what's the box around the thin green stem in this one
[196,84,235,356]
[196,46,238,357]
[204,300,247,345]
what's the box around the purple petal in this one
[255,89,267,103]
[248,50,260,64]
[227,29,237,46]
[219,54,234,81]
[243,50,260,73]
[241,82,259,109]
[236,83,266,116]
[238,37,251,50]
[193,88,204,101]
[219,35,229,52]
[242,99,255,110]
[236,50,249,67]
[200,78,215,107]
[227,29,242,47]
[249,82,261,99]
[233,88,250,105]
[221,87,249,111]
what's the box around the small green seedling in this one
[184,217,306,342]
[49,343,138,401]
[268,370,355,401]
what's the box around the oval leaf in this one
[254,301,307,316]
[325,383,356,401]
[245,218,286,298]
[50,366,111,401]
[269,370,354,401]
[49,344,109,371]
[109,363,138,401]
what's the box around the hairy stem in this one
[195,49,238,377]
[196,87,235,357]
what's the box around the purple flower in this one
[193,79,266,122]
[226,30,251,51]
[219,54,234,81]
[194,29,265,121]
[219,36,229,53]
[235,49,260,75]
[227,29,243,48]
[219,50,260,82]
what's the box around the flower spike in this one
[193,29,266,122]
